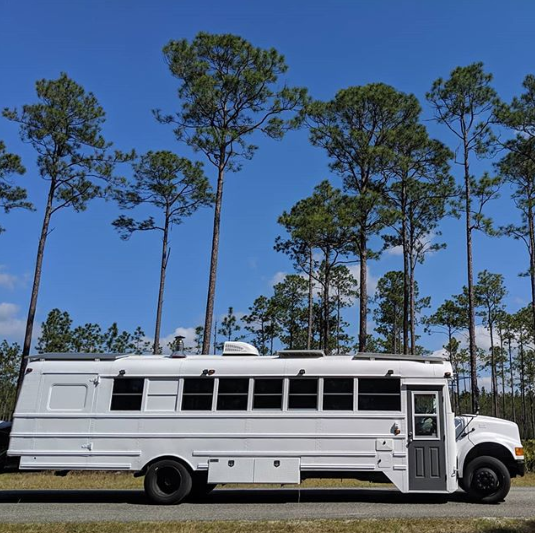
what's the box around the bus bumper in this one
[511,459,525,477]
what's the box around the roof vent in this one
[222,341,260,356]
[277,350,325,358]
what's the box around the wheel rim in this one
[155,466,182,495]
[473,466,500,494]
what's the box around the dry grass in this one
[0,519,535,533]
[0,471,533,491]
[0,472,389,491]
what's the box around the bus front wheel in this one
[144,459,192,505]
[464,456,511,504]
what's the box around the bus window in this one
[253,378,283,410]
[323,378,354,410]
[358,378,400,411]
[288,379,318,410]
[110,378,144,411]
[182,378,214,411]
[217,378,249,411]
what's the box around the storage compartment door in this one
[253,458,300,483]
[207,458,254,483]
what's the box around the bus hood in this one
[455,415,523,456]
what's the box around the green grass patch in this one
[0,519,535,533]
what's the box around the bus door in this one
[407,387,446,491]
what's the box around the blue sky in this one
[0,0,534,354]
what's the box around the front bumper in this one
[511,459,525,477]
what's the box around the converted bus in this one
[1,342,525,504]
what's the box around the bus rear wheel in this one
[144,459,192,505]
[464,456,511,504]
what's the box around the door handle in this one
[408,431,413,443]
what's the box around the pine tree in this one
[36,309,73,353]
[217,307,244,350]
[305,84,420,351]
[474,271,507,417]
[3,73,133,389]
[113,150,212,354]
[427,63,501,412]
[270,275,309,350]
[156,33,307,354]
[243,296,277,355]
[374,271,430,354]
[276,181,354,352]
[425,298,467,411]
[0,140,32,233]
[384,119,454,353]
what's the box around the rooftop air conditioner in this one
[222,341,260,356]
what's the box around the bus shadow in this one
[202,488,465,505]
[0,487,470,506]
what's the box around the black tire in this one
[144,459,192,505]
[464,455,511,504]
[458,477,469,492]
[188,473,216,501]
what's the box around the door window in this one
[412,392,439,439]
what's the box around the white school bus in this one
[2,342,525,504]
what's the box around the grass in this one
[0,471,388,490]
[1,519,535,533]
[0,471,534,491]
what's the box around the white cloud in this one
[0,266,23,290]
[431,347,447,358]
[270,271,288,287]
[347,263,378,297]
[155,326,199,355]
[478,376,493,391]
[385,231,440,259]
[386,245,403,256]
[0,302,26,339]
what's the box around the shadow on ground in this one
[0,487,473,506]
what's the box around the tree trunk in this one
[489,319,497,417]
[463,138,479,413]
[307,248,313,350]
[358,232,368,352]
[409,256,417,355]
[508,336,516,422]
[528,205,535,339]
[153,215,170,355]
[520,334,527,438]
[401,182,409,354]
[531,391,535,439]
[448,327,459,413]
[336,290,341,354]
[499,331,505,418]
[322,254,330,354]
[17,180,55,396]
[202,161,225,354]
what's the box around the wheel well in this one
[139,455,194,476]
[463,443,516,477]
